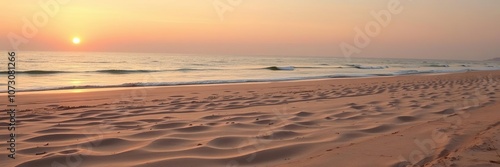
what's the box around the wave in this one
[0,68,224,75]
[347,64,387,69]
[263,66,353,70]
[427,64,450,67]
[94,70,162,74]
[176,68,219,72]
[12,75,376,92]
[395,69,475,75]
[10,66,363,75]
[395,70,420,75]
[295,66,336,69]
[1,70,163,75]
[0,73,410,92]
[6,68,499,93]
[264,66,295,71]
[0,70,72,75]
[262,66,348,70]
[94,68,221,74]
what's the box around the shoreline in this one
[7,69,500,95]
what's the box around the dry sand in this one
[1,71,499,167]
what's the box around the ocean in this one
[2,51,500,92]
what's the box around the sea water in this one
[1,51,499,92]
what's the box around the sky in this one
[1,0,499,60]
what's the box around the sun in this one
[72,37,81,44]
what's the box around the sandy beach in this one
[1,71,499,167]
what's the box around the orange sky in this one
[1,1,499,60]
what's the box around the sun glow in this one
[72,37,81,44]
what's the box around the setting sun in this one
[72,37,81,44]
